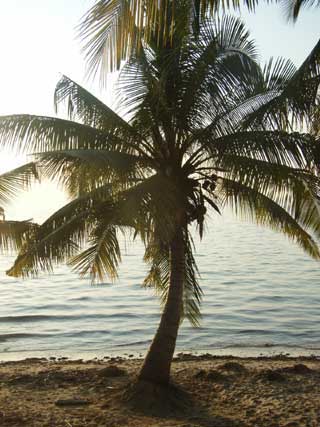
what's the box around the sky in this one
[0,0,319,222]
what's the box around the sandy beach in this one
[0,354,319,426]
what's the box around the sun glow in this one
[0,151,26,175]
[0,1,319,224]
[0,1,94,223]
[0,149,68,223]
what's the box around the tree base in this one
[122,379,193,416]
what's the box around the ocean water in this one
[0,214,319,360]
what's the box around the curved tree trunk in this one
[138,226,185,386]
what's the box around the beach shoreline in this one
[1,344,320,363]
[0,354,319,426]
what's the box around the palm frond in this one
[211,153,320,242]
[283,0,320,21]
[262,57,297,91]
[6,215,85,278]
[68,222,121,283]
[5,187,113,277]
[0,115,132,155]
[243,39,320,130]
[79,0,140,83]
[55,75,141,142]
[219,177,320,259]
[143,239,170,291]
[177,16,260,134]
[198,130,316,169]
[185,57,298,146]
[5,173,178,278]
[78,0,259,78]
[35,149,147,195]
[0,220,37,252]
[116,41,179,155]
[143,231,202,326]
[214,152,317,201]
[181,233,203,326]
[37,149,145,171]
[0,162,38,204]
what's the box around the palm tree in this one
[0,17,320,389]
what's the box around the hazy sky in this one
[0,1,319,221]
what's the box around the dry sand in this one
[0,354,319,426]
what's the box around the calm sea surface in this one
[1,214,319,360]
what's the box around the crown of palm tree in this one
[0,17,320,326]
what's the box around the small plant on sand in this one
[0,10,320,405]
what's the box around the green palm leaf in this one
[0,220,37,252]
[284,0,320,21]
[35,149,148,196]
[79,0,259,77]
[0,115,134,154]
[144,231,203,326]
[215,153,318,204]
[0,162,38,204]
[177,16,260,132]
[5,173,178,279]
[55,75,140,138]
[203,130,316,168]
[243,39,320,130]
[69,223,121,283]
[220,177,320,259]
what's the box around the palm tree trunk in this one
[138,226,185,386]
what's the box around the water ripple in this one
[1,215,319,358]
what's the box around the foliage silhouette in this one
[0,16,320,387]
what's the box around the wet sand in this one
[0,354,319,426]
